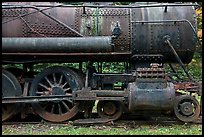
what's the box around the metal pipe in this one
[2,95,72,104]
[168,63,181,80]
[165,39,194,81]
[2,36,113,53]
[2,3,198,8]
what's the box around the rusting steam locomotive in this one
[2,2,202,123]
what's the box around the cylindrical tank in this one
[130,3,197,63]
[128,81,175,111]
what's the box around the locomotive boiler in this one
[2,2,202,123]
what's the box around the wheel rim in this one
[97,100,123,120]
[2,70,22,121]
[174,95,200,122]
[30,66,83,122]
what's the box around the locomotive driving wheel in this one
[174,95,200,122]
[2,70,22,121]
[97,100,123,120]
[29,66,83,122]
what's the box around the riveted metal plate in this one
[22,7,81,37]
[2,6,81,37]
[130,6,196,63]
[84,8,130,16]
[150,23,180,51]
[2,9,28,17]
[101,9,131,52]
[77,7,131,52]
[2,9,28,37]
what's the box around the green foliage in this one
[165,52,202,81]
[2,123,202,135]
[33,63,79,72]
[101,62,126,73]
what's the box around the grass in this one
[2,122,202,135]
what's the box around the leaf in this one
[197,30,202,38]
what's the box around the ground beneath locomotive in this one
[2,112,202,125]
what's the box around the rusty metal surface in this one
[2,5,82,37]
[2,8,28,37]
[25,7,82,37]
[174,82,200,92]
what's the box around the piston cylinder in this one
[128,81,175,111]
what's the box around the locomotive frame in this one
[2,2,202,123]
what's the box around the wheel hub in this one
[52,87,65,95]
[103,102,117,116]
[180,102,193,116]
[97,100,123,120]
[51,86,65,103]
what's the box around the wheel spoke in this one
[64,87,71,92]
[65,93,72,96]
[45,76,53,87]
[38,83,50,91]
[61,82,68,88]
[36,91,49,95]
[2,107,6,113]
[53,73,57,85]
[58,74,63,85]
[2,104,7,110]
[66,99,73,104]
[36,91,44,95]
[42,103,49,110]
[58,103,62,114]
[62,101,70,111]
[51,104,55,113]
